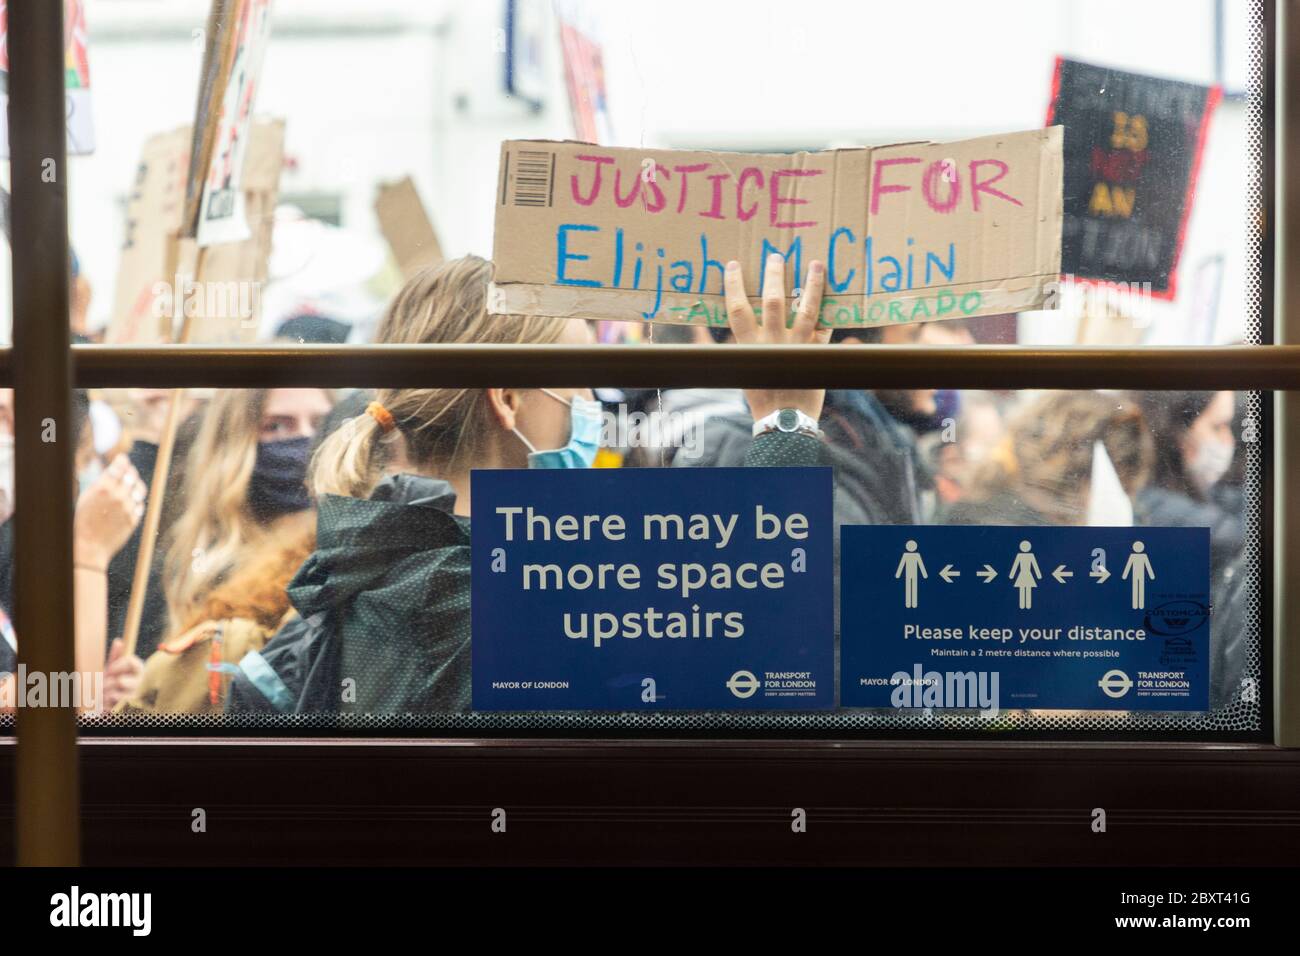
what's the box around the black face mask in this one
[876,390,946,435]
[248,436,312,523]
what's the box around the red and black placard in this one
[1047,57,1221,300]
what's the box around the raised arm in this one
[72,454,146,712]
[725,254,829,468]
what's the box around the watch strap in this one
[752,407,821,439]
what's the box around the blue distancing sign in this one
[841,525,1211,711]
[472,466,834,710]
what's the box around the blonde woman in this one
[162,386,334,634]
[228,253,830,716]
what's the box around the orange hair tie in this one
[366,401,396,434]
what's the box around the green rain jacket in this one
[228,474,472,714]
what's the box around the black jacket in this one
[673,389,922,526]
[1135,486,1244,575]
[107,441,169,660]
[0,618,14,677]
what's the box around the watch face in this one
[777,408,798,431]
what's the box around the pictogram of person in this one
[1010,540,1041,610]
[895,539,928,609]
[1122,540,1155,610]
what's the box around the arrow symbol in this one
[1091,566,1111,584]
[1052,565,1073,584]
[977,564,998,583]
[940,564,959,583]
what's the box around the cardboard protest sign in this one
[1048,57,1221,300]
[108,118,285,345]
[0,0,96,157]
[489,128,1063,328]
[195,0,273,248]
[107,127,192,344]
[375,177,444,279]
[180,116,284,343]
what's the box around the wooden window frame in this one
[2,0,1297,866]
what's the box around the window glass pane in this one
[0,0,1269,739]
[0,376,1257,735]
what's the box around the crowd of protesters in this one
[0,250,1254,717]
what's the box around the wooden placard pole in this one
[120,0,241,656]
[118,248,208,655]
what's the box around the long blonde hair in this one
[164,388,272,629]
[311,255,569,498]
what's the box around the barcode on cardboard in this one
[508,150,555,208]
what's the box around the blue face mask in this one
[514,389,602,469]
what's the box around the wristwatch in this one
[752,407,822,440]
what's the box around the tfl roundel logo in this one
[727,670,760,699]
[1098,669,1134,699]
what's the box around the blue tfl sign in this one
[841,525,1211,711]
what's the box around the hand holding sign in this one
[726,254,829,423]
